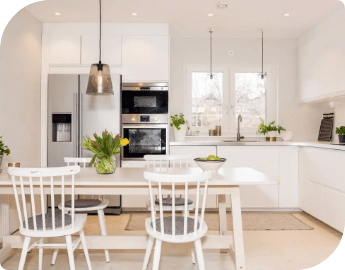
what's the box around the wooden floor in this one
[1,212,342,270]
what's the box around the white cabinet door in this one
[81,36,122,66]
[279,147,299,208]
[122,36,169,82]
[217,146,279,208]
[323,186,345,232]
[48,35,81,64]
[170,146,218,208]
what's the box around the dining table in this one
[0,166,278,270]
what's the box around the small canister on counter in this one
[209,129,216,136]
[215,125,221,136]
[8,163,20,168]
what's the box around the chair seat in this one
[23,213,72,230]
[20,214,88,238]
[150,216,199,235]
[155,197,193,206]
[65,199,103,208]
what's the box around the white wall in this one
[0,8,42,237]
[170,37,320,141]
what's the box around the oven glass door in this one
[122,126,167,159]
[122,91,168,114]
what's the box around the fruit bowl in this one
[194,157,227,172]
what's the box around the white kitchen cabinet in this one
[217,146,280,208]
[170,145,218,208]
[299,147,345,232]
[47,35,81,65]
[121,36,169,82]
[81,36,122,66]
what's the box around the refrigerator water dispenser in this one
[52,114,71,142]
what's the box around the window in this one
[191,72,223,131]
[234,73,266,131]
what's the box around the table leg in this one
[230,187,245,270]
[218,194,228,253]
[0,195,13,263]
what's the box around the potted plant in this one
[0,136,10,173]
[170,113,187,141]
[81,131,129,174]
[336,126,345,143]
[257,119,285,142]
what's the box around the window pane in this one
[191,72,223,130]
[235,73,266,130]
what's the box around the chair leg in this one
[18,236,31,270]
[142,236,155,270]
[97,209,110,263]
[194,239,205,270]
[38,237,44,270]
[51,249,59,265]
[152,239,162,270]
[66,235,76,270]
[191,248,196,264]
[80,229,93,270]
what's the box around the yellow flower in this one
[120,138,129,146]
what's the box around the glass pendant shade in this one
[86,62,113,95]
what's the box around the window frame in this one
[185,65,230,135]
[229,66,277,135]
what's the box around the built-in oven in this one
[122,124,168,160]
[121,82,168,115]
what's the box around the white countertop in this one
[170,140,345,151]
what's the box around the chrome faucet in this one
[237,114,244,141]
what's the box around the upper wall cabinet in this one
[298,9,345,103]
[81,36,122,66]
[121,36,169,82]
[48,36,81,65]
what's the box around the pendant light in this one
[259,29,267,80]
[209,30,214,80]
[86,0,113,95]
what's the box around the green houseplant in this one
[0,136,10,173]
[257,119,286,141]
[81,131,129,174]
[170,113,187,141]
[336,126,345,143]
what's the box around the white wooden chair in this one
[51,157,110,264]
[8,166,92,270]
[142,170,212,270]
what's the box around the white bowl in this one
[194,158,227,172]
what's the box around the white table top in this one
[0,167,278,187]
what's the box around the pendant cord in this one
[210,30,213,79]
[99,0,102,63]
[261,30,264,74]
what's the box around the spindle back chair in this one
[142,170,212,270]
[8,166,92,270]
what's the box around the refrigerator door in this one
[79,74,122,208]
[48,74,79,167]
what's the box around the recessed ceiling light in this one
[55,12,61,16]
[208,14,214,17]
[132,13,138,16]
[216,3,228,8]
[284,13,290,17]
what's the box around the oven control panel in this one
[122,114,168,124]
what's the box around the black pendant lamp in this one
[86,0,113,95]
[209,30,214,80]
[259,29,267,80]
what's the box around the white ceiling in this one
[25,0,343,38]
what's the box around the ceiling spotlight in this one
[284,13,290,17]
[216,3,228,8]
[132,13,138,16]
[55,12,61,16]
[208,14,214,17]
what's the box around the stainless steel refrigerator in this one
[47,74,122,213]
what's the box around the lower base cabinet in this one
[299,147,345,232]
